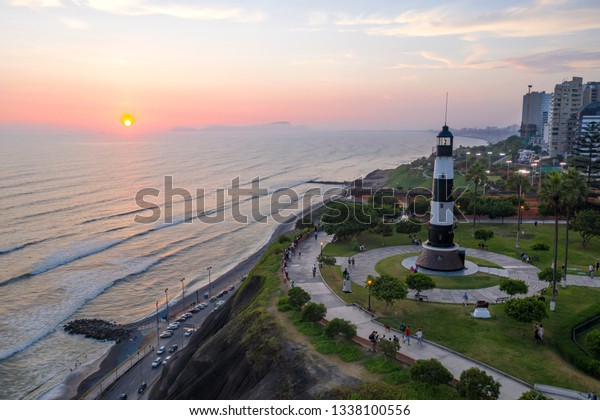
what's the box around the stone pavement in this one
[287,233,596,400]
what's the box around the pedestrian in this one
[533,323,540,342]
[315,232,318,240]
[590,264,595,278]
[596,261,599,272]
[298,251,301,259]
[384,324,391,333]
[369,331,378,350]
[416,328,423,344]
[393,334,400,345]
[312,264,317,277]
[405,325,411,346]
[348,257,352,268]
[410,266,414,273]
[463,292,468,306]
[538,324,544,342]
[351,257,355,267]
[400,322,407,342]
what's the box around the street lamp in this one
[180,278,185,315]
[506,160,512,178]
[164,288,169,322]
[465,151,471,172]
[516,169,529,248]
[320,242,324,255]
[155,301,159,347]
[207,266,212,299]
[366,277,374,312]
[531,163,537,184]
[487,151,492,168]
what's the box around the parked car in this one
[151,357,162,368]
[228,285,235,291]
[169,344,178,353]
[216,300,226,306]
[118,393,127,400]
[184,329,193,337]
[159,331,173,339]
[137,382,147,394]
[157,346,166,355]
[190,307,200,313]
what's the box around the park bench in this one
[496,296,510,303]
[416,294,428,301]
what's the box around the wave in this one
[0,233,74,256]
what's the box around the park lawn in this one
[320,265,600,393]
[374,254,502,289]
[386,164,431,190]
[324,222,600,272]
[465,256,503,268]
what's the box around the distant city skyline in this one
[1,0,600,134]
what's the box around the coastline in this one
[45,174,391,400]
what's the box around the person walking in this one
[538,324,544,342]
[590,264,595,278]
[463,292,469,306]
[312,264,317,277]
[416,328,423,344]
[533,323,540,343]
[405,325,411,346]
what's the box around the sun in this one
[121,114,135,127]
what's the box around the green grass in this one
[320,263,600,393]
[374,254,503,289]
[466,256,503,269]
[324,222,600,274]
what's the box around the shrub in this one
[396,218,422,234]
[499,279,529,297]
[324,317,357,339]
[457,367,501,400]
[519,390,551,400]
[537,266,563,282]
[317,255,337,266]
[351,236,359,252]
[287,287,311,310]
[300,302,327,322]
[585,329,600,358]
[377,339,400,359]
[277,296,292,312]
[532,243,550,251]
[409,359,453,385]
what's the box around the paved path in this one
[288,234,598,400]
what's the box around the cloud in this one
[72,0,266,23]
[386,48,600,74]
[8,0,63,8]
[60,16,88,29]
[307,10,328,26]
[336,2,600,38]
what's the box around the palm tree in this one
[539,171,564,309]
[465,160,487,231]
[561,169,588,284]
[506,171,531,248]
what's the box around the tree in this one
[560,169,588,282]
[396,218,422,234]
[377,339,400,359]
[474,229,494,246]
[287,287,311,310]
[519,390,551,400]
[368,274,408,308]
[572,121,600,194]
[324,318,357,339]
[487,197,517,223]
[539,171,564,307]
[405,273,436,296]
[409,359,453,385]
[300,302,327,322]
[585,329,600,358]
[570,208,600,247]
[498,279,528,297]
[321,201,375,239]
[457,367,501,400]
[538,267,563,283]
[465,161,488,229]
[504,297,547,332]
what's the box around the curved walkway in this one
[288,234,597,400]
[340,245,546,303]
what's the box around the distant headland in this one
[171,121,310,133]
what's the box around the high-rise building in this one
[583,82,600,105]
[520,90,551,145]
[549,76,584,157]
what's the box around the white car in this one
[151,357,162,368]
[162,355,172,365]
[159,331,173,339]
[216,300,226,306]
[157,346,166,355]
[184,330,193,337]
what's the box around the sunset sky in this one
[1,0,600,133]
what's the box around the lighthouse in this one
[416,124,465,271]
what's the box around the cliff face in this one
[150,276,358,400]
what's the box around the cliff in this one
[149,275,359,399]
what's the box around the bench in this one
[415,294,428,301]
[496,296,510,303]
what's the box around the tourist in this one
[416,328,423,344]
[312,264,317,277]
[463,292,469,306]
[538,324,544,342]
[590,264,595,278]
[405,325,411,345]
[351,257,355,267]
[400,322,407,342]
[410,266,414,273]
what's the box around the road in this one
[102,297,229,400]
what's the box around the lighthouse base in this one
[416,243,465,272]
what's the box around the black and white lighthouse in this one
[416,125,465,271]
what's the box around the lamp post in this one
[487,151,492,169]
[366,277,374,312]
[180,278,185,315]
[516,169,529,248]
[164,288,169,322]
[155,301,159,347]
[465,151,471,172]
[207,266,212,299]
[531,163,537,184]
[320,242,323,255]
[506,160,512,178]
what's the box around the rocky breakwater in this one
[63,319,132,342]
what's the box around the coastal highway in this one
[101,298,227,400]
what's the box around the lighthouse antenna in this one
[444,92,449,125]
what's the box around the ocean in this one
[0,129,485,399]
